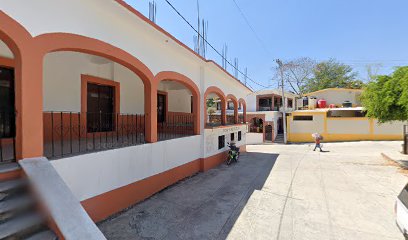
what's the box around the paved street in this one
[99,141,407,240]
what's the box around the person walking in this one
[312,133,323,152]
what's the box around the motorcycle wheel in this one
[226,156,232,165]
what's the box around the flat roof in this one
[304,88,363,96]
[294,107,364,113]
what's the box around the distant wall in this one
[306,89,362,107]
[288,111,406,142]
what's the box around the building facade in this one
[288,88,406,142]
[246,89,297,144]
[0,1,251,236]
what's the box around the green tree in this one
[361,66,408,123]
[304,58,363,93]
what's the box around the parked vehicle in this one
[226,142,240,165]
[396,183,408,239]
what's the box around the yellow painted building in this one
[288,88,406,142]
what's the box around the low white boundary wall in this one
[246,133,264,145]
[51,136,202,201]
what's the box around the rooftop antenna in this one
[234,57,239,79]
[221,44,228,70]
[193,0,208,57]
[149,1,157,23]
[244,67,248,86]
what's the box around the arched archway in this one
[226,94,238,125]
[204,87,226,127]
[153,71,201,139]
[0,11,42,160]
[238,98,247,124]
[33,33,156,144]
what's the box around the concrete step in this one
[0,163,21,182]
[0,195,34,222]
[0,163,20,174]
[0,213,44,239]
[0,179,26,201]
[25,230,58,240]
[0,179,26,193]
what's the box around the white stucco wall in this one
[1,0,255,204]
[374,121,406,135]
[43,51,145,114]
[51,135,202,201]
[0,40,13,58]
[167,89,192,113]
[289,114,325,134]
[204,125,247,158]
[307,90,362,106]
[327,119,370,134]
[246,133,263,145]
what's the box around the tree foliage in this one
[273,57,316,96]
[303,58,363,93]
[274,58,364,95]
[361,66,408,123]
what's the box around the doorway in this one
[278,117,283,134]
[0,67,15,138]
[157,93,166,123]
[265,125,273,141]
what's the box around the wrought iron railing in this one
[43,111,145,159]
[238,114,245,124]
[226,114,235,125]
[0,111,16,163]
[207,114,222,127]
[158,112,194,141]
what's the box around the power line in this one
[231,0,273,57]
[164,0,268,89]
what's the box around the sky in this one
[125,0,408,91]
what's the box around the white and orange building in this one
[0,1,252,237]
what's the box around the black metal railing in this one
[158,113,194,141]
[226,114,235,125]
[238,114,245,124]
[206,114,222,128]
[0,111,16,163]
[43,111,145,159]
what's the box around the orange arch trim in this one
[204,86,227,126]
[226,94,239,124]
[33,33,156,143]
[153,71,201,135]
[238,98,247,123]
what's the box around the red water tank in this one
[317,99,327,108]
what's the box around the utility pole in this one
[276,59,287,144]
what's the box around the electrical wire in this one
[164,0,268,89]
[231,0,273,57]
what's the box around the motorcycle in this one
[226,142,240,165]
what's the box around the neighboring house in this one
[0,1,251,237]
[298,88,363,109]
[246,89,298,144]
[288,88,406,142]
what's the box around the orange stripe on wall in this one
[79,148,239,222]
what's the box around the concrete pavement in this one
[99,141,407,240]
[228,141,407,240]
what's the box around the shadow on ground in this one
[98,151,278,240]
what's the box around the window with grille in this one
[218,135,225,149]
[293,115,313,121]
